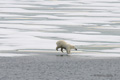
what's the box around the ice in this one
[0,0,120,53]
[0,53,35,57]
[102,48,120,53]
[72,53,120,58]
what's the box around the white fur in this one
[56,40,77,54]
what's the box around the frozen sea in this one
[0,0,120,80]
[0,0,120,53]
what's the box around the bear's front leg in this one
[66,48,71,54]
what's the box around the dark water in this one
[0,0,120,54]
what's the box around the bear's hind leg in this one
[61,47,64,53]
[56,47,60,51]
[61,47,66,53]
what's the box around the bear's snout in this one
[75,48,77,51]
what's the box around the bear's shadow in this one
[56,54,71,57]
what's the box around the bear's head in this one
[71,46,77,50]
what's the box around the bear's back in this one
[56,40,67,47]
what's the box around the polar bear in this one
[56,40,77,54]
